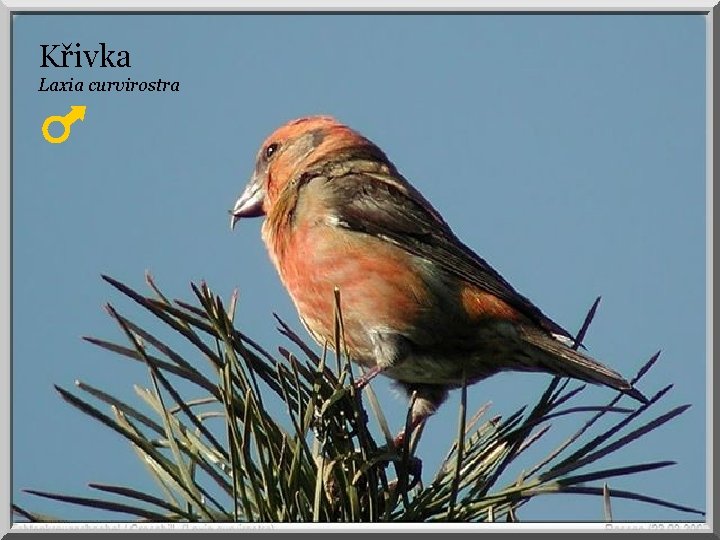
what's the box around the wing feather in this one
[303,161,571,338]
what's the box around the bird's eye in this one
[265,143,279,159]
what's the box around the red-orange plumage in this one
[460,284,524,323]
[269,219,429,366]
[231,115,646,435]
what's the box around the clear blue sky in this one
[12,13,706,523]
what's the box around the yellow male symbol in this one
[42,105,87,144]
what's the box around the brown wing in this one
[301,159,572,339]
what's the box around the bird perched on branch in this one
[230,115,647,439]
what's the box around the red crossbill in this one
[231,116,646,434]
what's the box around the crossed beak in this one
[230,178,266,230]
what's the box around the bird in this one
[230,115,647,440]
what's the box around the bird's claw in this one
[354,365,384,390]
[387,454,422,492]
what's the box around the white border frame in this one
[1,2,713,535]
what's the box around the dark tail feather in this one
[519,326,648,404]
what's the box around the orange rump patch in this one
[460,284,523,322]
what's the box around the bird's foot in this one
[354,365,384,390]
[405,456,423,489]
[387,447,422,491]
[392,413,427,449]
[393,430,408,449]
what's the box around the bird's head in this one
[230,115,385,229]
